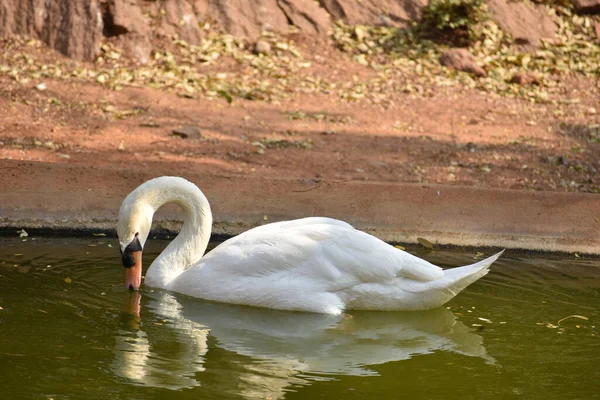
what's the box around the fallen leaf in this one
[217,90,233,104]
[417,237,433,249]
[64,277,72,284]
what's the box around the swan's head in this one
[117,187,154,291]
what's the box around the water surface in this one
[0,237,598,399]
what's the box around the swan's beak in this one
[125,251,143,291]
[122,236,143,290]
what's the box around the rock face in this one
[279,0,330,34]
[573,0,600,14]
[439,48,486,77]
[206,0,329,38]
[102,0,153,63]
[160,0,204,44]
[318,0,428,27]
[0,0,574,63]
[0,0,104,60]
[0,0,330,61]
[487,0,556,48]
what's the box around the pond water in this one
[0,237,598,399]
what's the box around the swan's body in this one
[117,177,503,315]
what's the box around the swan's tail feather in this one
[406,250,504,310]
[442,249,504,285]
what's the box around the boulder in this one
[573,0,600,14]
[487,0,556,48]
[439,48,486,77]
[318,0,427,27]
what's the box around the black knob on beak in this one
[122,252,135,268]
[120,236,143,268]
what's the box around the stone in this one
[439,48,486,77]
[487,0,556,48]
[318,0,427,27]
[172,126,202,139]
[573,0,600,14]
[254,39,272,54]
[511,72,540,86]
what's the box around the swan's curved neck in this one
[140,178,212,288]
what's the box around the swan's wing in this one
[320,228,444,283]
[217,217,353,245]
[201,217,443,288]
[201,218,342,278]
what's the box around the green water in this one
[0,237,598,400]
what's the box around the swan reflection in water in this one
[113,291,494,397]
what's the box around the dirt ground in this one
[0,37,598,193]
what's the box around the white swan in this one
[117,176,503,314]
